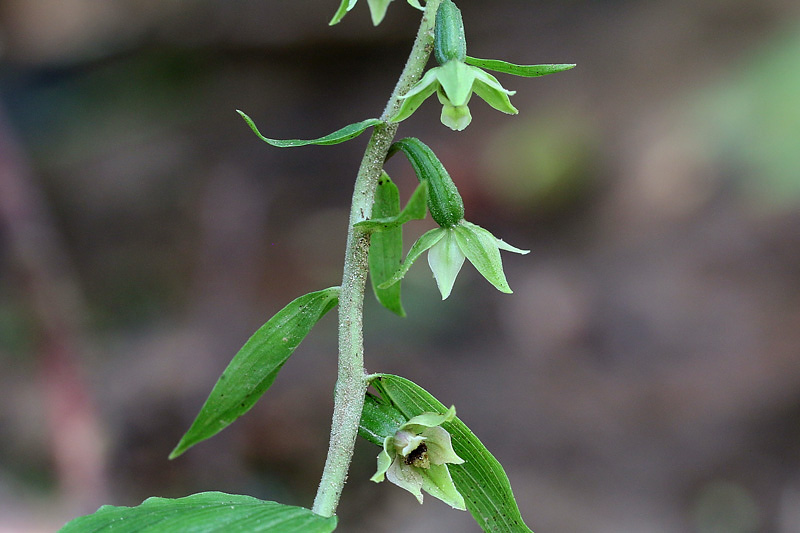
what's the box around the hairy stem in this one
[312,1,442,517]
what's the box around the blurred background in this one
[2,0,800,531]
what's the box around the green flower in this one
[371,406,466,509]
[380,219,529,300]
[330,0,423,26]
[391,60,518,131]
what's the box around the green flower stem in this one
[312,0,442,517]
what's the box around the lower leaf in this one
[170,287,339,458]
[59,492,337,533]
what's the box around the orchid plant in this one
[60,1,573,531]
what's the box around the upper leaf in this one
[365,374,535,533]
[170,288,340,458]
[465,57,576,78]
[368,172,406,317]
[59,492,337,533]
[238,111,381,147]
[355,180,428,232]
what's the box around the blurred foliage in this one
[700,21,800,208]
[481,110,598,217]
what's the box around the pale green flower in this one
[391,60,518,131]
[371,406,466,509]
[330,0,423,26]
[380,219,529,300]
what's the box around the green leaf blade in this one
[367,374,534,533]
[170,287,340,459]
[59,492,337,533]
[465,57,575,78]
[355,180,428,232]
[237,111,381,147]
[368,172,405,316]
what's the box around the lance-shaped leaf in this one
[465,57,576,78]
[363,374,534,533]
[367,172,406,317]
[170,288,340,459]
[59,492,337,533]
[237,111,381,147]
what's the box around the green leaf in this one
[366,374,534,533]
[367,172,405,317]
[355,180,428,232]
[59,492,337,533]
[237,111,381,147]
[170,288,340,459]
[465,57,576,78]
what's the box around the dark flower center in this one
[405,442,430,469]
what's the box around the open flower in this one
[330,0,423,26]
[380,219,529,300]
[371,406,466,509]
[391,60,518,131]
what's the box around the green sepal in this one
[471,68,519,115]
[329,0,358,25]
[388,137,465,228]
[355,180,428,232]
[237,111,381,147]
[392,68,440,124]
[367,374,535,533]
[59,492,338,533]
[465,57,576,78]
[169,288,340,459]
[453,221,513,293]
[367,172,406,317]
[378,227,445,289]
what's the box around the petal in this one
[402,405,457,431]
[371,442,394,483]
[421,464,467,510]
[472,68,519,115]
[421,426,464,465]
[453,221,512,293]
[390,69,440,123]
[378,228,445,289]
[387,457,425,504]
[367,0,392,25]
[427,229,466,299]
[436,60,477,107]
[394,429,427,457]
